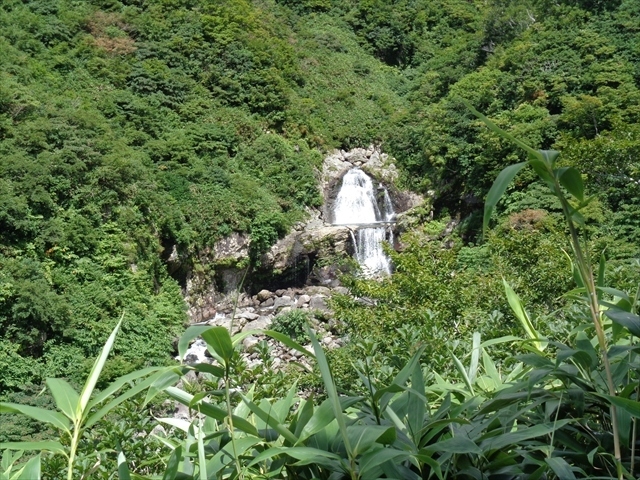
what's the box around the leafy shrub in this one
[270,309,311,343]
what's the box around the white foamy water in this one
[332,168,395,276]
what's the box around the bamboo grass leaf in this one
[165,387,258,436]
[247,446,341,468]
[14,454,40,480]
[545,457,577,480]
[604,309,640,337]
[407,361,426,445]
[424,436,481,454]
[482,162,527,236]
[451,353,474,396]
[117,451,131,480]
[306,326,353,458]
[45,379,79,422]
[0,441,65,455]
[359,448,409,477]
[556,166,584,201]
[503,279,547,352]
[86,366,162,410]
[346,425,396,456]
[0,404,69,433]
[161,446,182,480]
[79,314,124,414]
[196,420,207,480]
[240,395,299,444]
[469,332,481,384]
[201,327,234,365]
[85,369,173,428]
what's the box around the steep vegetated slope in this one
[0,0,404,395]
[0,0,639,415]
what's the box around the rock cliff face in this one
[181,146,428,324]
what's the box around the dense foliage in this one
[1,0,640,477]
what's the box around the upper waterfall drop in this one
[332,168,395,276]
[333,168,381,225]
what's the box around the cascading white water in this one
[332,168,395,276]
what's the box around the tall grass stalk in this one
[463,99,623,477]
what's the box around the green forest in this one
[1,0,640,478]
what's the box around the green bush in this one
[270,309,311,343]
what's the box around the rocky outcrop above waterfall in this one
[322,146,428,223]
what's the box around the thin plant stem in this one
[555,185,622,477]
[67,424,81,480]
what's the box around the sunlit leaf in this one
[201,327,234,365]
[46,379,79,422]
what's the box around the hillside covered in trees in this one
[1,0,640,478]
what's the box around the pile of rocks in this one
[182,285,348,370]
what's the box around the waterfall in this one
[332,168,395,276]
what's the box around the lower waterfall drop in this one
[332,168,395,276]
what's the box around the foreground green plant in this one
[0,315,175,480]
[464,99,640,478]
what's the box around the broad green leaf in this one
[79,314,123,414]
[414,452,444,480]
[482,162,527,236]
[600,394,640,418]
[162,446,182,480]
[604,309,640,337]
[240,395,299,444]
[539,150,560,169]
[346,425,396,456]
[469,332,481,384]
[503,279,546,352]
[545,457,576,480]
[556,167,584,201]
[377,345,425,411]
[0,441,65,455]
[2,449,22,472]
[247,446,341,469]
[479,335,521,348]
[616,402,632,448]
[480,420,571,451]
[306,326,352,457]
[424,436,481,455]
[164,387,258,436]
[482,350,501,387]
[196,419,206,480]
[144,368,183,405]
[0,404,69,433]
[87,366,162,410]
[201,327,234,365]
[86,369,170,428]
[14,454,40,480]
[407,360,426,445]
[359,448,409,477]
[117,451,131,480]
[451,353,474,396]
[193,363,224,378]
[205,436,261,476]
[46,378,79,422]
[297,395,361,444]
[292,398,314,438]
[272,384,298,424]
